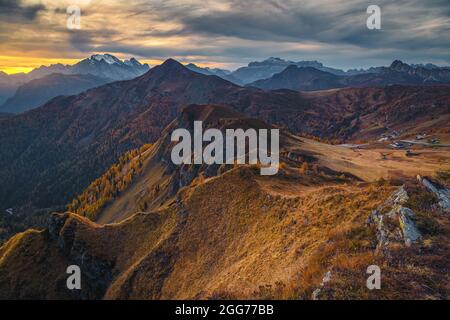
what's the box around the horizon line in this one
[1,54,449,76]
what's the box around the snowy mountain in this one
[3,54,150,83]
[0,54,150,109]
[71,54,150,80]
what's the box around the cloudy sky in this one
[1,0,449,74]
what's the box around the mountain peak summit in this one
[389,60,411,71]
[155,59,189,74]
[161,58,184,67]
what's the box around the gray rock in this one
[311,270,332,300]
[398,207,421,245]
[418,175,450,213]
[369,186,421,252]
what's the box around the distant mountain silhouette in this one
[0,73,111,113]
[249,60,450,91]
[22,54,150,82]
[185,63,242,84]
[249,65,345,91]
[231,57,349,84]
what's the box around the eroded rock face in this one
[368,186,421,252]
[418,175,450,213]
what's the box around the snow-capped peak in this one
[90,54,122,65]
[124,58,142,67]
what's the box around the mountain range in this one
[4,54,150,83]
[231,57,350,84]
[209,57,450,85]
[0,59,293,210]
[0,54,150,112]
[0,58,448,213]
[2,55,450,114]
[249,60,450,91]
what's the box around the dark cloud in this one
[0,0,45,21]
[133,0,450,67]
[149,0,449,47]
[68,29,120,53]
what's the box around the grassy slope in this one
[87,133,450,224]
[2,164,448,299]
[0,229,73,299]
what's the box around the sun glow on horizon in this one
[0,56,241,75]
[0,56,82,74]
[1,67,35,75]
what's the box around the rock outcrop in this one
[417,175,450,213]
[311,270,332,300]
[368,186,421,252]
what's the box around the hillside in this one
[1,105,448,299]
[0,59,255,210]
[0,112,12,120]
[304,85,450,142]
[70,104,450,225]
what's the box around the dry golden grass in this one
[0,229,76,299]
[1,161,448,299]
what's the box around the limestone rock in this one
[398,207,421,246]
[369,186,421,252]
[418,175,450,213]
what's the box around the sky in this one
[1,0,450,74]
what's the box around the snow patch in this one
[91,54,122,65]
